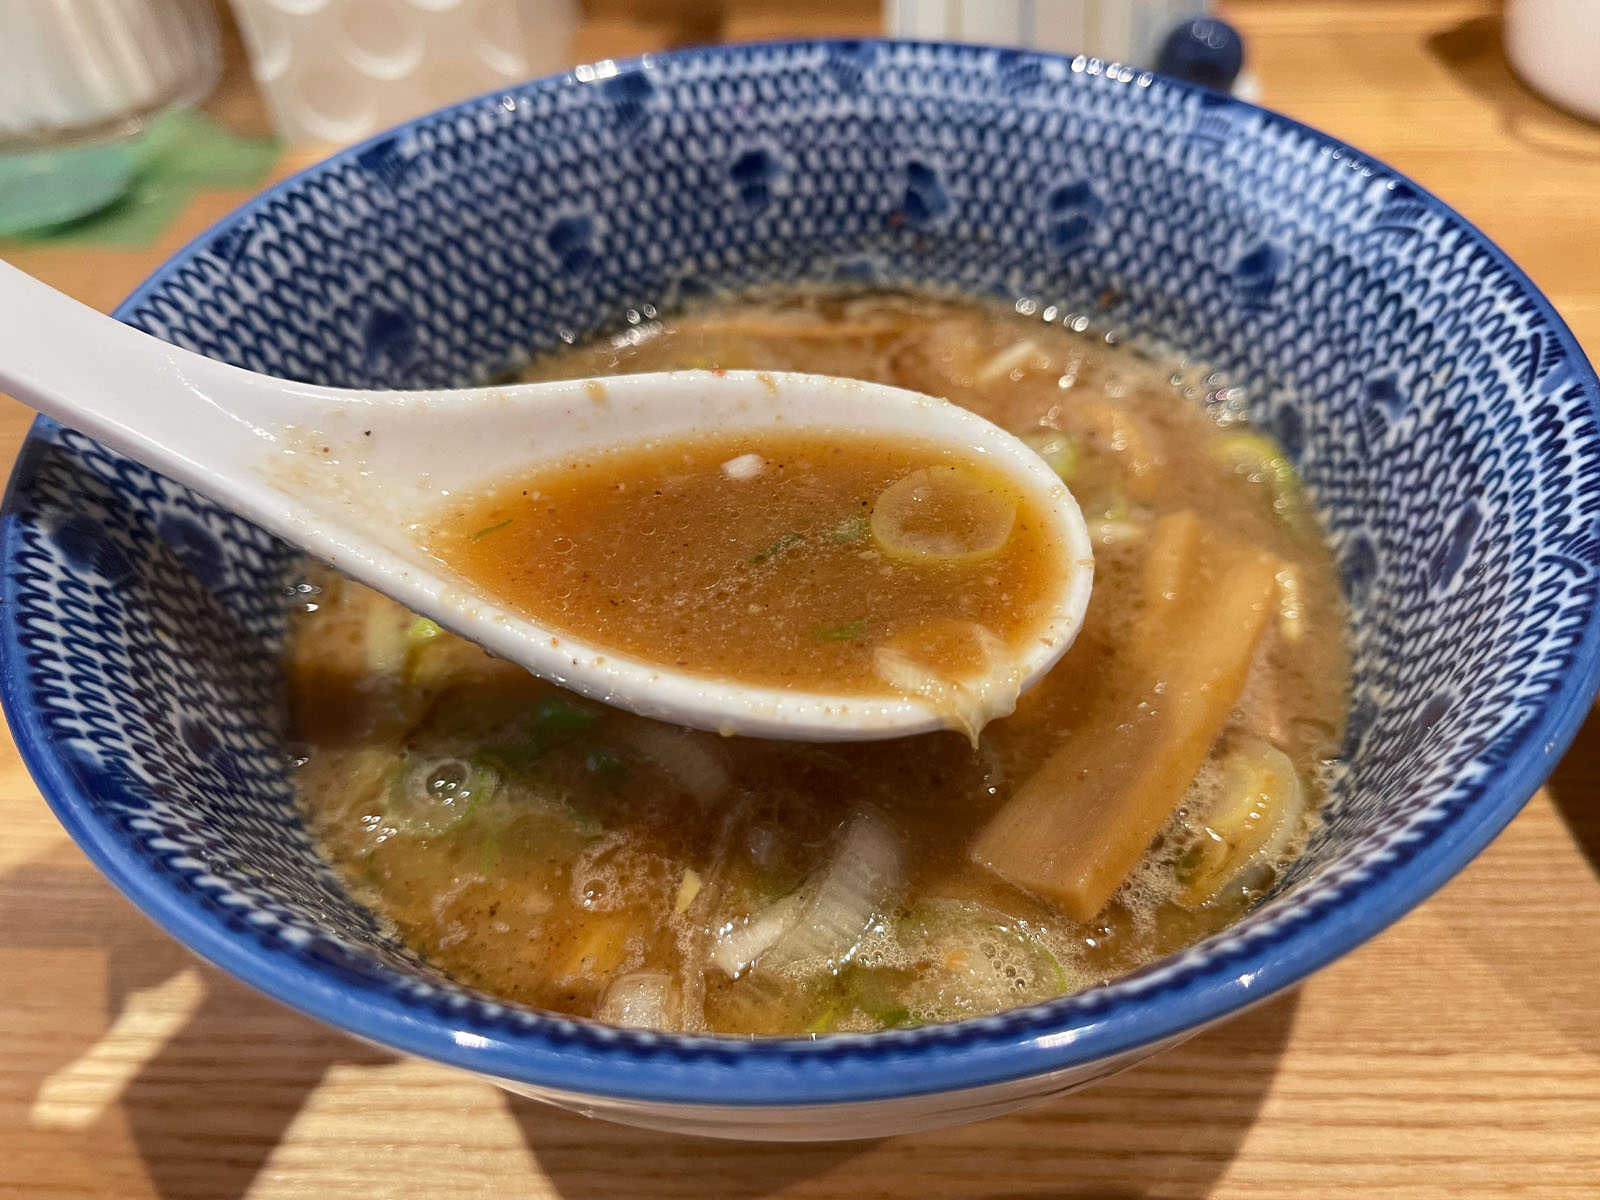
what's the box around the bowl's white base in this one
[487,1029,1193,1141]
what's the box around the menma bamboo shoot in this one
[969,510,1280,921]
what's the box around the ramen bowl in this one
[4,40,1598,1141]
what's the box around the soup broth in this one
[424,430,1072,699]
[287,292,1349,1035]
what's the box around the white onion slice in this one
[707,813,905,979]
[596,971,682,1030]
[619,722,732,802]
[708,891,807,977]
[761,812,903,972]
[873,623,1023,744]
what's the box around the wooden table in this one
[3,2,1598,1196]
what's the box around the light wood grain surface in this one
[3,2,1599,1196]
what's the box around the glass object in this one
[1505,0,1600,123]
[883,0,1211,67]
[227,0,577,147]
[0,0,221,234]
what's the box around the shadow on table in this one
[4,843,1297,1199]
[115,975,393,1200]
[1548,701,1600,882]
[0,849,393,1200]
[1426,14,1600,158]
[509,988,1300,1200]
[1428,702,1600,1062]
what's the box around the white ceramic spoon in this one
[0,262,1094,740]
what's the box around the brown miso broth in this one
[286,291,1350,1036]
[423,431,1069,696]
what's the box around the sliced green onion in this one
[387,754,498,837]
[750,531,806,564]
[870,1004,912,1029]
[1021,430,1078,481]
[435,693,601,776]
[870,467,1016,563]
[830,514,870,543]
[806,1004,840,1035]
[470,518,513,541]
[816,620,868,642]
[1173,738,1306,907]
[1275,563,1307,643]
[530,694,600,735]
[583,745,628,782]
[1211,432,1304,520]
[407,617,443,644]
[402,617,447,685]
[1004,922,1068,992]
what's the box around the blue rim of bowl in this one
[5,38,1600,1109]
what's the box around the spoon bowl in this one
[0,262,1093,739]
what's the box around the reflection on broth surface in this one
[287,292,1349,1035]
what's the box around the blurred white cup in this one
[884,0,1210,66]
[0,0,220,142]
[0,0,220,234]
[1505,0,1600,123]
[228,0,577,147]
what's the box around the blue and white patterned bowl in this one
[5,40,1600,1141]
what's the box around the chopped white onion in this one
[721,453,764,480]
[1094,518,1148,545]
[1253,754,1309,868]
[619,722,732,802]
[709,814,906,979]
[1275,564,1307,642]
[596,971,681,1030]
[362,602,410,678]
[761,812,903,971]
[974,338,1043,384]
[873,624,1022,745]
[674,868,702,914]
[708,891,806,977]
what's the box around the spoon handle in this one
[0,260,306,496]
[0,260,1097,738]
